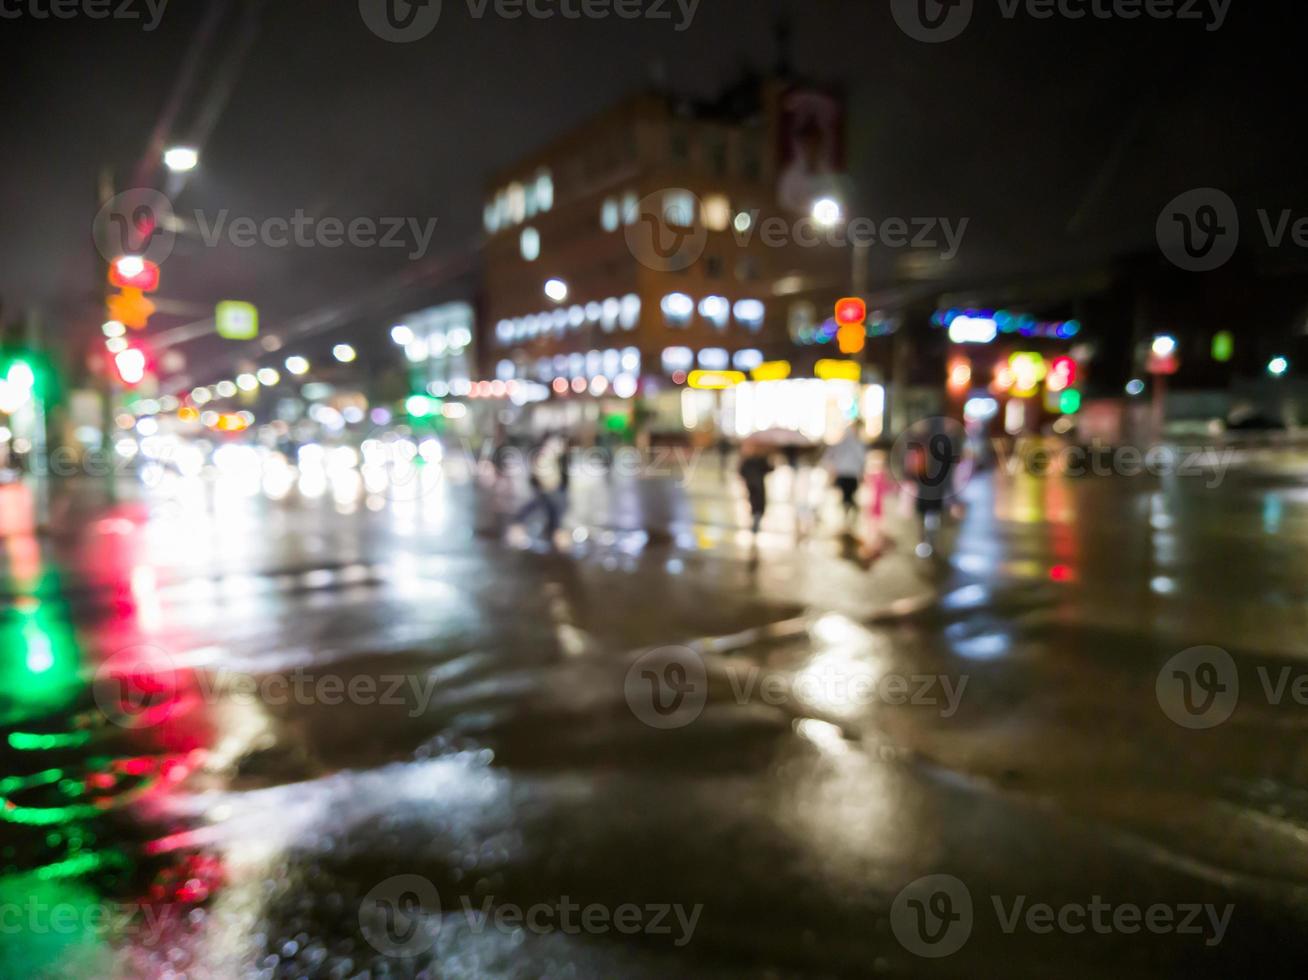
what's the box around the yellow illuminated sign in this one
[751,361,792,382]
[687,370,745,390]
[815,359,861,382]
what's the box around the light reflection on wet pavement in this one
[4,452,1308,976]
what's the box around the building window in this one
[506,182,526,224]
[620,293,641,330]
[662,346,694,374]
[701,194,730,232]
[734,299,765,331]
[698,348,729,370]
[661,292,694,326]
[601,297,621,332]
[520,226,540,261]
[733,349,764,372]
[535,169,553,212]
[601,198,620,232]
[662,190,696,229]
[621,191,638,225]
[698,295,729,329]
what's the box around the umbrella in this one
[741,428,817,453]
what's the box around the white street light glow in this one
[163,146,199,172]
[544,278,568,302]
[333,344,357,363]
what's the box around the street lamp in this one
[544,278,568,303]
[811,197,842,228]
[332,344,357,363]
[285,356,310,376]
[163,146,199,173]
[1268,356,1290,377]
[390,325,414,346]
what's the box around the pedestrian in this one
[738,446,773,534]
[905,420,959,558]
[822,426,866,525]
[514,434,569,542]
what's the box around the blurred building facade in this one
[478,72,882,444]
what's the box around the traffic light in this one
[833,296,867,355]
[113,346,147,386]
[107,288,156,330]
[108,256,160,292]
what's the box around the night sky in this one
[2,0,1303,377]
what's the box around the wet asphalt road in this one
[4,445,1308,977]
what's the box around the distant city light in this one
[1125,379,1146,396]
[163,146,199,172]
[102,320,126,338]
[390,325,414,346]
[114,255,145,280]
[544,278,568,302]
[1151,335,1178,358]
[332,344,357,363]
[236,373,259,391]
[949,315,999,345]
[1268,356,1290,377]
[285,356,310,375]
[811,197,842,228]
[256,367,280,386]
[733,211,753,233]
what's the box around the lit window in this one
[496,360,516,381]
[698,348,729,370]
[535,169,553,212]
[520,226,540,261]
[733,349,764,372]
[567,353,585,377]
[621,191,638,225]
[484,201,501,234]
[661,346,694,373]
[551,308,569,331]
[734,299,765,330]
[586,350,603,376]
[496,320,514,344]
[506,183,526,224]
[585,301,602,322]
[621,347,641,373]
[661,292,694,325]
[567,305,585,328]
[698,295,729,329]
[620,294,641,330]
[701,194,730,232]
[662,190,696,228]
[601,297,621,332]
[602,349,621,377]
[601,198,620,232]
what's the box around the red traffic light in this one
[109,256,160,292]
[834,296,866,327]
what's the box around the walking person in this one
[514,434,570,543]
[822,426,867,527]
[738,446,773,535]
